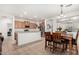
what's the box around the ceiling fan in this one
[58,4,72,18]
[63,4,72,7]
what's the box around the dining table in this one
[45,32,73,54]
[50,32,73,54]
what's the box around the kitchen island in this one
[16,31,41,46]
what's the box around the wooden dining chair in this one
[73,32,78,54]
[15,32,18,45]
[52,32,65,52]
[44,32,53,50]
[0,33,4,55]
[65,32,79,54]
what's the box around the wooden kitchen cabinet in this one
[15,20,37,29]
[15,21,25,29]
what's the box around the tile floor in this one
[1,37,79,55]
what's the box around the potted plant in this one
[57,27,62,31]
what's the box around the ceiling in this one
[0,4,79,21]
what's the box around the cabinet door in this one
[15,21,25,28]
[17,21,20,28]
[22,22,25,28]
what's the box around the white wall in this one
[0,20,7,38]
[53,19,57,32]
[0,18,12,39]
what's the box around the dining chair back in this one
[52,32,65,52]
[75,32,78,42]
[65,31,79,54]
[44,32,52,49]
[45,32,52,41]
[52,32,61,42]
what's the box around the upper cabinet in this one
[15,20,38,29]
[15,21,25,29]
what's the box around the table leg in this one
[69,37,72,54]
[45,40,47,49]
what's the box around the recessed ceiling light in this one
[34,16,37,18]
[23,12,27,15]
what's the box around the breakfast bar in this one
[16,31,41,46]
